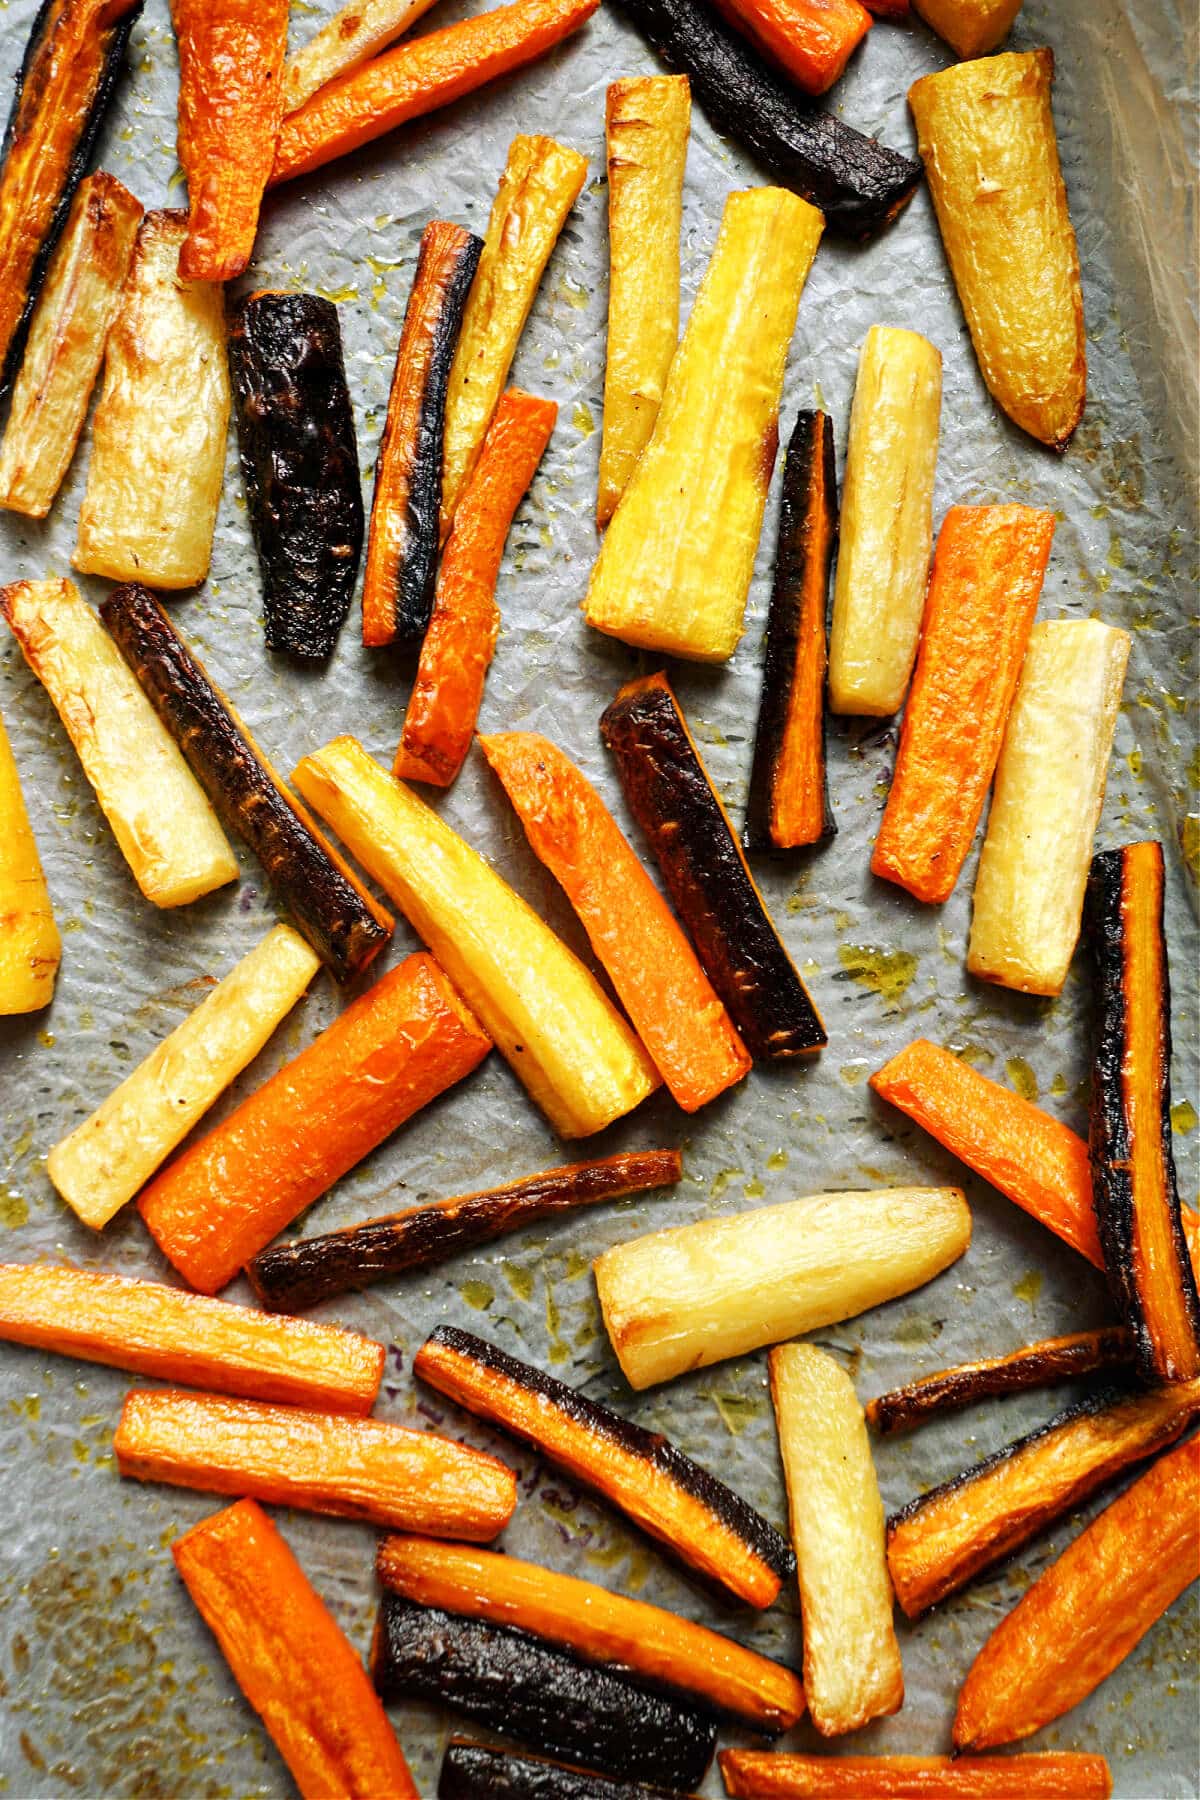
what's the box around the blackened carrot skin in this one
[438,1741,687,1799]
[865,1327,1134,1434]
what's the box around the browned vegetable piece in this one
[865,1328,1135,1434]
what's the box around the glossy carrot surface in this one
[720,1750,1112,1798]
[710,0,870,94]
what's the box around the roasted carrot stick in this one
[0,1263,384,1412]
[174,1500,419,1800]
[872,505,1054,904]
[393,390,556,786]
[172,0,290,282]
[954,1436,1200,1750]
[720,1751,1113,1799]
[375,1536,806,1731]
[865,1327,1134,1434]
[709,0,871,94]
[480,732,751,1110]
[138,952,491,1294]
[118,1389,517,1536]
[270,0,600,186]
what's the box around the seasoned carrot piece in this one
[174,1499,419,1799]
[865,1327,1134,1435]
[709,0,871,95]
[394,391,555,786]
[720,1750,1113,1798]
[872,505,1054,904]
[138,952,491,1293]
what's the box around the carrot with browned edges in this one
[172,0,290,282]
[0,1263,384,1412]
[720,1750,1113,1799]
[865,1327,1134,1435]
[270,0,600,186]
[709,0,871,95]
[174,1499,419,1800]
[118,1389,518,1536]
[954,1435,1200,1750]
[480,732,751,1110]
[138,952,491,1294]
[394,390,556,786]
[872,505,1054,904]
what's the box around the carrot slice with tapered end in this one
[865,1327,1134,1435]
[872,505,1054,904]
[480,732,750,1110]
[719,1750,1113,1799]
[270,0,600,186]
[119,1389,517,1536]
[393,391,555,787]
[709,0,871,95]
[173,1499,419,1800]
[138,952,491,1294]
[954,1435,1200,1751]
[172,0,290,282]
[0,1263,384,1412]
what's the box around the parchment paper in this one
[0,0,1196,1794]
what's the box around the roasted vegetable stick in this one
[602,672,825,1060]
[73,211,230,589]
[1,577,238,908]
[0,172,141,519]
[376,1536,806,1731]
[827,325,941,717]
[913,0,1021,56]
[910,50,1085,450]
[138,953,490,1294]
[866,1328,1134,1435]
[0,0,141,403]
[394,391,557,784]
[271,0,599,186]
[372,1597,716,1787]
[720,1751,1113,1799]
[175,1501,419,1800]
[770,1345,901,1736]
[171,0,289,282]
[586,188,822,662]
[100,584,393,981]
[967,620,1129,995]
[415,1325,795,1608]
[284,0,443,114]
[0,705,60,1014]
[118,1389,517,1535]
[596,1187,971,1390]
[248,1149,683,1313]
[362,221,483,645]
[229,292,364,659]
[597,76,690,527]
[872,505,1054,900]
[614,0,921,238]
[0,1263,385,1412]
[480,732,750,1110]
[744,410,837,850]
[954,1436,1200,1749]
[710,0,870,94]
[440,135,586,536]
[292,736,659,1138]
[885,1379,1200,1617]
[439,1744,687,1800]
[1088,842,1200,1382]
[48,925,320,1228]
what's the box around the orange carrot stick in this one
[172,0,290,282]
[480,731,751,1110]
[708,0,871,94]
[0,1263,384,1413]
[719,1751,1112,1799]
[118,1389,517,1536]
[954,1435,1200,1751]
[174,1499,419,1800]
[138,952,491,1294]
[394,391,556,787]
[872,505,1054,904]
[270,0,600,186]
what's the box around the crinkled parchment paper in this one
[0,0,1196,1793]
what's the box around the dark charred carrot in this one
[138,953,491,1294]
[865,1327,1134,1434]
[173,1499,419,1799]
[246,1148,682,1312]
[362,222,484,645]
[709,0,870,95]
[872,505,1054,903]
[393,389,556,786]
[118,1388,518,1535]
[719,1751,1113,1799]
[439,1743,686,1799]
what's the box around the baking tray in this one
[0,0,1196,1793]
